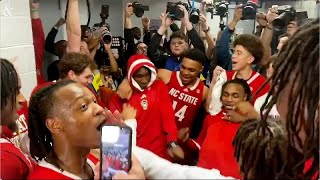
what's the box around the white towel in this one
[208,71,227,115]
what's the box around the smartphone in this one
[100,125,132,180]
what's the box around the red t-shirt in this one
[167,71,204,130]
[1,138,35,180]
[226,70,269,103]
[27,154,98,179]
[196,110,241,179]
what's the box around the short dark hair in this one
[58,53,96,79]
[181,48,206,65]
[1,58,19,112]
[170,31,188,42]
[221,78,252,102]
[233,34,264,65]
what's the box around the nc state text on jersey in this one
[169,88,199,105]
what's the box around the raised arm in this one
[103,42,118,72]
[216,5,242,70]
[142,16,151,45]
[199,14,215,58]
[147,13,172,68]
[45,18,65,55]
[66,0,81,53]
[179,5,205,54]
[258,7,279,67]
[30,1,45,84]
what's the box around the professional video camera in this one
[166,1,189,20]
[214,1,229,18]
[241,0,258,20]
[273,5,296,31]
[101,25,112,44]
[131,2,145,18]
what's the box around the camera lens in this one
[101,27,112,44]
[189,10,199,24]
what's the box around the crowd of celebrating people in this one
[1,0,319,179]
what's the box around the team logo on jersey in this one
[141,99,148,110]
[196,89,200,94]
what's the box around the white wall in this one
[0,0,37,100]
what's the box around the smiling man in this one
[211,34,269,105]
[157,49,209,132]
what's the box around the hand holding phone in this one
[100,125,132,180]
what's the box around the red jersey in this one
[1,138,35,180]
[195,111,241,179]
[167,71,204,130]
[27,154,98,179]
[226,70,269,103]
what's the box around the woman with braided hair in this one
[234,18,319,179]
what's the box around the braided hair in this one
[259,18,319,178]
[28,80,77,169]
[233,119,288,179]
[1,58,19,114]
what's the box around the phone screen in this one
[100,125,132,180]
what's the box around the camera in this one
[131,2,144,18]
[273,5,296,31]
[101,25,112,44]
[241,1,258,20]
[214,1,229,18]
[206,3,215,19]
[189,9,200,24]
[166,1,189,20]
